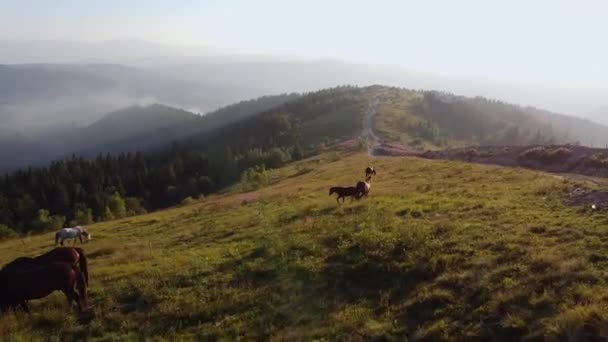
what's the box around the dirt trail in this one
[360,96,382,156]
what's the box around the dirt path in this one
[360,96,382,156]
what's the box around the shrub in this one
[125,197,147,216]
[0,224,16,240]
[241,165,271,191]
[108,192,127,219]
[31,209,65,232]
[102,206,115,221]
[70,207,93,226]
[181,197,195,206]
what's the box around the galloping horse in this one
[0,262,88,314]
[55,226,91,246]
[365,166,377,178]
[329,186,359,203]
[2,247,89,285]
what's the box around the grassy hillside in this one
[1,152,607,340]
[373,87,608,149]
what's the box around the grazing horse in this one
[329,186,359,203]
[2,247,89,286]
[0,262,88,314]
[365,166,377,178]
[55,226,91,246]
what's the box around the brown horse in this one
[0,262,88,314]
[356,176,372,198]
[329,186,359,203]
[2,247,89,286]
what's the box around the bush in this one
[108,192,127,219]
[102,206,115,221]
[181,196,196,206]
[70,207,93,226]
[241,165,271,191]
[266,147,291,168]
[0,224,16,240]
[31,209,65,232]
[125,197,147,216]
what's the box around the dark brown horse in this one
[2,247,89,286]
[0,262,88,314]
[329,186,359,203]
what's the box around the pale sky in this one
[2,0,608,88]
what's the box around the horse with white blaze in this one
[55,226,91,246]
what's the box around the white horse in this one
[55,226,91,246]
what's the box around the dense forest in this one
[0,86,366,236]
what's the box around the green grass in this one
[1,152,608,340]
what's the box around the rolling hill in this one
[1,152,607,340]
[4,85,608,233]
[0,93,299,172]
[372,87,608,150]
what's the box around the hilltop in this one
[372,87,608,150]
[1,152,607,340]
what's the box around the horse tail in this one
[55,232,59,245]
[75,247,89,286]
[75,267,88,309]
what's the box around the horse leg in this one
[60,239,64,246]
[79,235,83,244]
[62,289,81,311]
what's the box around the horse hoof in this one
[78,308,96,324]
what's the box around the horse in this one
[365,166,377,178]
[0,262,88,314]
[329,186,360,203]
[356,176,372,198]
[2,247,89,286]
[55,226,91,246]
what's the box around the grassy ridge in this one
[1,153,607,340]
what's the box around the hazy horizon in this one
[1,0,608,121]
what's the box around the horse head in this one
[80,228,92,241]
[329,187,337,195]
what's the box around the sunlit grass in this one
[1,152,607,340]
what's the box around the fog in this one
[2,0,608,131]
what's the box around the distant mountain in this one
[0,39,230,64]
[0,63,270,133]
[0,128,49,173]
[0,93,299,172]
[585,106,608,126]
[4,59,607,139]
